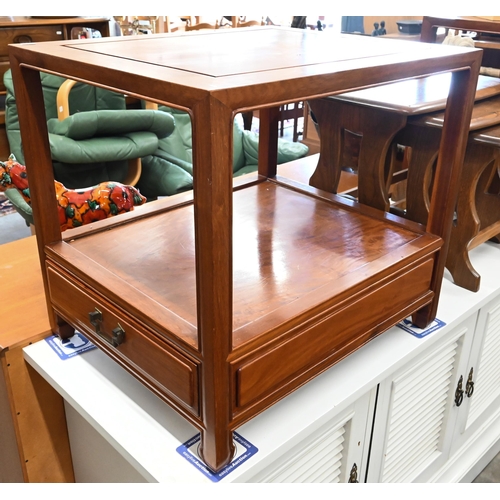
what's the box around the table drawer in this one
[0,25,63,56]
[46,263,199,414]
[234,257,435,410]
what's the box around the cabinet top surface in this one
[9,27,481,107]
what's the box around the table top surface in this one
[8,27,482,110]
[426,16,500,26]
[334,74,500,115]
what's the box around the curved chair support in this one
[124,157,142,186]
[54,80,170,187]
[56,79,78,120]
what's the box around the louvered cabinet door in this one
[366,313,478,483]
[247,389,376,483]
[451,298,500,455]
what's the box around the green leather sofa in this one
[136,105,309,199]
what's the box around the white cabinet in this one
[453,299,500,451]
[365,280,500,483]
[366,313,477,482]
[246,390,376,483]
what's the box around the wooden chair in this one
[236,17,265,28]
[279,101,304,142]
[115,16,159,35]
[185,19,220,31]
[158,17,194,33]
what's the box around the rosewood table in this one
[8,27,481,472]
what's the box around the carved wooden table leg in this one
[447,142,499,291]
[396,124,442,226]
[307,98,407,211]
[399,123,500,292]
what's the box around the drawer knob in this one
[111,325,126,346]
[89,309,102,328]
[88,308,125,347]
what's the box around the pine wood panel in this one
[0,237,73,482]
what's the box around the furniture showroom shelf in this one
[9,26,481,472]
[24,241,500,482]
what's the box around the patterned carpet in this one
[0,192,16,217]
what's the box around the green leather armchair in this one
[3,69,175,225]
[136,105,310,199]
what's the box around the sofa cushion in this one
[48,131,161,164]
[47,109,174,140]
[138,154,194,198]
[157,106,247,173]
[242,130,309,165]
[232,114,246,172]
[157,107,194,164]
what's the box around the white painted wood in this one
[367,314,477,483]
[245,391,375,483]
[64,402,148,483]
[467,302,500,425]
[450,297,500,458]
[23,339,204,483]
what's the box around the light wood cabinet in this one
[367,314,477,482]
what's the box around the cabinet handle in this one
[455,375,464,407]
[348,463,359,483]
[466,367,475,398]
[88,308,125,347]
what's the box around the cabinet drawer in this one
[46,264,199,414]
[0,26,63,56]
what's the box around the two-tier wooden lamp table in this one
[8,27,481,472]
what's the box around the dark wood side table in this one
[8,27,481,472]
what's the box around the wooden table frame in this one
[8,27,481,472]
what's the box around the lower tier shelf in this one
[44,179,443,429]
